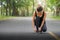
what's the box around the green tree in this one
[0,0,34,16]
[46,0,60,16]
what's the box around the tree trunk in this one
[32,0,34,13]
[9,6,11,16]
[9,0,11,16]
[1,0,2,16]
[6,7,8,16]
[12,0,19,16]
[56,7,60,16]
[26,6,29,16]
[6,0,9,16]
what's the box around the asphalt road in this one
[0,17,60,40]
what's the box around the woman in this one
[32,6,47,32]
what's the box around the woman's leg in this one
[34,17,41,32]
[36,26,39,32]
[42,23,47,32]
[34,19,39,32]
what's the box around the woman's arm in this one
[32,12,36,32]
[39,12,46,31]
[32,12,35,28]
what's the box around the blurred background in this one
[0,0,60,20]
[0,0,60,40]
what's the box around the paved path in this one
[0,17,60,40]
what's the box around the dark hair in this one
[37,6,43,12]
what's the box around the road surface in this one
[0,17,60,40]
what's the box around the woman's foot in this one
[36,30,39,33]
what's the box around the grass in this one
[0,15,32,21]
[0,15,60,21]
[49,16,60,20]
[0,16,12,20]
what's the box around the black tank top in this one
[35,11,45,27]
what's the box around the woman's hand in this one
[33,26,37,32]
[39,27,42,32]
